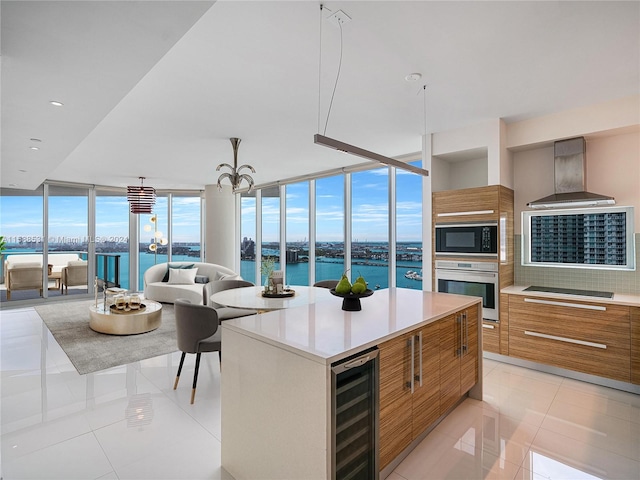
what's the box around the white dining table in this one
[210,285,334,312]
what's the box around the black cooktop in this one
[524,285,614,299]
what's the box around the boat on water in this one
[404,270,423,281]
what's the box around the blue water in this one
[241,259,423,290]
[5,249,423,291]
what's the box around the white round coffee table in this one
[89,299,162,335]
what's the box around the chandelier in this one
[127,177,156,214]
[216,137,256,193]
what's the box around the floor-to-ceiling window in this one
[285,182,310,286]
[171,194,202,262]
[96,190,131,290]
[138,196,168,290]
[315,175,345,283]
[48,184,89,295]
[240,191,257,284]
[396,160,423,290]
[351,168,389,289]
[261,187,280,287]
[0,186,44,301]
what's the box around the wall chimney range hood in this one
[527,137,615,209]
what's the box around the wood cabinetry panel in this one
[412,321,440,439]
[379,332,413,470]
[508,296,631,382]
[482,320,500,353]
[499,294,509,354]
[460,305,478,393]
[439,313,461,415]
[632,307,640,385]
[433,186,500,223]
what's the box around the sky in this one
[1,164,423,246]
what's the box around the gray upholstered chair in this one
[313,279,339,289]
[173,298,221,404]
[203,280,258,321]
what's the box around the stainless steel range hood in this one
[527,137,615,209]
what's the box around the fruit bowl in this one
[329,288,374,311]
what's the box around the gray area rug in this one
[35,300,177,375]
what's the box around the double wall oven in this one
[435,222,500,322]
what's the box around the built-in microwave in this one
[435,222,498,257]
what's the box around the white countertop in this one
[502,285,640,307]
[221,287,481,365]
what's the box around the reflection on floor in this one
[1,306,639,479]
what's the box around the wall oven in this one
[435,222,498,257]
[435,260,498,321]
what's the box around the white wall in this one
[204,184,237,269]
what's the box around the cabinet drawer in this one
[509,296,630,382]
[482,320,500,354]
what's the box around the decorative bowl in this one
[329,288,373,311]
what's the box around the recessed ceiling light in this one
[30,138,42,142]
[49,100,64,106]
[405,73,422,82]
[29,146,40,150]
[19,169,27,173]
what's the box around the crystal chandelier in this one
[216,137,256,193]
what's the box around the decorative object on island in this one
[312,6,429,178]
[143,214,168,264]
[330,287,373,311]
[127,177,156,214]
[216,137,256,193]
[259,257,276,293]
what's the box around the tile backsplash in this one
[514,233,640,295]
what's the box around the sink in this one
[524,285,614,299]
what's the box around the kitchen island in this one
[221,288,482,479]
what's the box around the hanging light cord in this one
[423,84,427,135]
[317,4,323,134]
[323,15,344,136]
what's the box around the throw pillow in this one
[194,275,210,284]
[167,267,199,285]
[162,263,195,282]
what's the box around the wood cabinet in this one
[508,295,631,383]
[440,305,478,415]
[432,185,514,357]
[379,321,441,470]
[632,307,640,385]
[482,320,500,354]
[432,186,500,223]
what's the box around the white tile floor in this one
[1,306,639,480]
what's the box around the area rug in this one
[35,300,177,375]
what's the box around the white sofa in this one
[143,262,241,305]
[4,253,83,299]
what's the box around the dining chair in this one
[203,280,258,321]
[173,298,221,404]
[313,279,339,289]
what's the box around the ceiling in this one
[2,0,639,191]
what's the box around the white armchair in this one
[6,263,43,300]
[61,260,88,294]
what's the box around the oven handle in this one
[435,269,498,280]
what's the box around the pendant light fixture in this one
[314,6,429,177]
[216,137,256,193]
[127,177,156,214]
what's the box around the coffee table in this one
[89,299,162,335]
